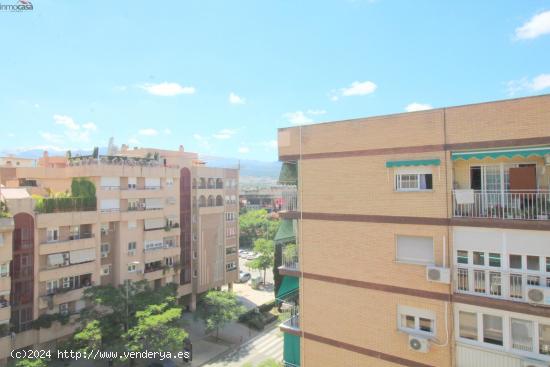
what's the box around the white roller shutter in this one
[145,198,163,209]
[100,177,120,188]
[128,177,137,185]
[100,199,120,211]
[145,178,161,188]
[144,218,165,230]
[396,235,434,264]
[47,253,65,267]
[70,248,96,264]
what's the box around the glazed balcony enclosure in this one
[452,147,550,221]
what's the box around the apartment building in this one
[276,94,550,367]
[0,146,239,364]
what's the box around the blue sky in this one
[1,1,549,161]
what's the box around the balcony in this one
[39,233,95,255]
[454,266,550,303]
[281,186,297,212]
[280,243,299,273]
[453,190,550,221]
[280,304,300,331]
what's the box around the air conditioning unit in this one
[522,358,550,367]
[526,286,550,305]
[101,252,108,258]
[408,335,429,353]
[426,266,451,284]
[544,154,550,166]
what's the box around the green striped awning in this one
[385,159,441,168]
[277,275,299,300]
[283,333,301,366]
[452,147,550,161]
[274,219,296,242]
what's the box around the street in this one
[204,327,283,367]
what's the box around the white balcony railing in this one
[281,244,299,271]
[280,304,300,330]
[281,186,298,212]
[454,266,550,302]
[453,190,550,221]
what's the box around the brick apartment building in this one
[0,145,239,364]
[276,94,550,367]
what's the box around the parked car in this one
[239,271,251,283]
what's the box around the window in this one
[0,263,9,277]
[510,254,522,269]
[69,225,80,239]
[459,311,477,340]
[397,306,435,335]
[457,250,468,264]
[226,247,237,255]
[539,324,550,355]
[128,242,136,254]
[144,240,163,251]
[511,318,533,352]
[100,223,109,234]
[395,173,433,191]
[47,228,59,242]
[101,265,111,276]
[128,177,136,189]
[473,251,485,266]
[59,303,69,316]
[489,253,501,267]
[128,263,137,273]
[528,256,540,271]
[166,177,174,187]
[226,262,237,271]
[546,258,550,273]
[46,280,59,293]
[128,220,137,229]
[483,314,503,346]
[396,235,434,265]
[62,277,71,289]
[101,243,110,257]
[165,257,173,266]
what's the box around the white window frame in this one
[0,263,9,277]
[62,277,71,289]
[394,167,434,192]
[47,227,59,242]
[101,243,110,258]
[101,265,111,276]
[59,303,69,315]
[455,304,550,361]
[46,279,59,293]
[397,305,436,337]
[128,263,137,273]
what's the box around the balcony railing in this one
[42,233,93,245]
[281,244,299,271]
[281,186,298,212]
[280,304,300,330]
[453,190,550,221]
[454,266,550,302]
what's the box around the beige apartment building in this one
[0,146,238,364]
[277,94,550,367]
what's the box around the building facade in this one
[277,94,550,367]
[0,146,239,364]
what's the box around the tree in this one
[14,359,48,367]
[247,238,275,284]
[197,291,245,340]
[73,320,102,353]
[239,209,280,248]
[124,303,188,353]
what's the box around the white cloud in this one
[532,74,550,90]
[193,134,212,149]
[40,132,63,143]
[330,95,339,102]
[306,109,326,115]
[113,85,128,92]
[283,111,313,125]
[238,146,250,154]
[138,128,159,136]
[405,103,433,112]
[54,114,79,130]
[163,128,172,135]
[506,74,550,95]
[213,129,236,140]
[229,92,245,105]
[341,80,377,96]
[515,11,550,40]
[82,122,97,131]
[128,137,140,145]
[139,82,196,96]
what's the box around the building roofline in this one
[278,93,550,132]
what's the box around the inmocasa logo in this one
[0,0,33,12]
